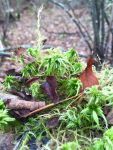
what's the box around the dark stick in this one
[100,0,105,54]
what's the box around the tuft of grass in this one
[90,127,113,150]
[3,75,19,90]
[81,86,108,128]
[61,141,80,150]
[29,82,44,99]
[0,99,15,131]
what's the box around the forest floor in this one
[4,6,91,55]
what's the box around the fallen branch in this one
[0,92,45,111]
[67,3,93,42]
[21,93,83,118]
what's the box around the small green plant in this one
[0,99,15,130]
[90,127,113,150]
[66,78,82,96]
[17,131,35,150]
[29,82,42,99]
[100,66,113,87]
[27,47,40,58]
[61,141,80,150]
[40,48,71,77]
[65,48,79,63]
[59,108,81,129]
[21,62,38,78]
[81,86,108,128]
[65,49,82,75]
[4,21,113,149]
[4,75,19,90]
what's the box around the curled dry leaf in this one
[42,76,59,103]
[79,57,99,91]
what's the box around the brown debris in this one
[0,92,45,111]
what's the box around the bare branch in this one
[68,3,93,43]
[49,0,93,52]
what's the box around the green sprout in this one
[61,141,80,150]
[4,75,18,90]
[21,62,38,78]
[66,78,82,96]
[0,99,15,130]
[40,48,71,77]
[65,48,79,63]
[29,82,41,99]
[81,86,108,128]
[27,47,39,57]
[91,127,113,150]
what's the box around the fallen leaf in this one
[42,76,59,103]
[79,57,99,91]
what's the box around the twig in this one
[68,3,93,42]
[49,0,93,52]
[21,93,83,118]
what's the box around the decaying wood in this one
[0,92,45,111]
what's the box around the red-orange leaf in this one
[79,57,99,91]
